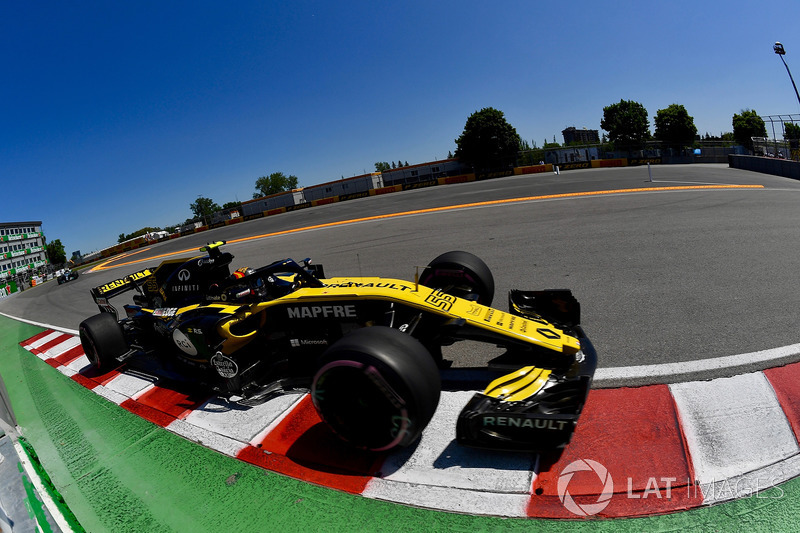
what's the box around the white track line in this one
[0,312,78,336]
[594,343,800,385]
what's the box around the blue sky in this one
[3,1,800,255]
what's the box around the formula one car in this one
[57,269,79,284]
[79,241,596,453]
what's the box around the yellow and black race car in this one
[80,241,596,453]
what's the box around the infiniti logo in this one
[177,269,191,281]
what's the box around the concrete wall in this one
[729,155,800,180]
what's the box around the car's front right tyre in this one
[311,326,441,451]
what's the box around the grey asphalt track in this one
[4,164,800,383]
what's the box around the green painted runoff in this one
[1,314,799,532]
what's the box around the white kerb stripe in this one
[368,391,535,493]
[670,371,799,485]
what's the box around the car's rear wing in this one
[90,268,153,318]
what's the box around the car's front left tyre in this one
[419,250,495,306]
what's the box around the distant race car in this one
[57,269,79,285]
[79,241,596,453]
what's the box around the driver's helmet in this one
[232,267,255,280]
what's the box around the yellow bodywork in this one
[267,276,581,356]
[146,275,581,374]
[96,268,153,295]
[484,366,552,401]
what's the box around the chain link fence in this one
[756,114,800,161]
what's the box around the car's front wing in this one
[455,326,596,453]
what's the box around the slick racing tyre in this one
[79,313,128,370]
[311,326,441,451]
[419,250,495,306]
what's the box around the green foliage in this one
[253,172,299,199]
[654,104,698,149]
[222,201,242,210]
[190,196,221,219]
[454,107,521,170]
[784,122,800,140]
[732,109,767,151]
[374,162,391,172]
[601,99,650,148]
[46,239,66,265]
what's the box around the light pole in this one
[774,42,800,107]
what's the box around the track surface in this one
[4,164,800,382]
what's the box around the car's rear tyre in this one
[419,250,495,306]
[79,313,128,370]
[311,326,441,451]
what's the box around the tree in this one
[374,162,391,172]
[253,172,299,199]
[732,109,767,152]
[454,107,521,170]
[222,201,242,210]
[190,196,221,221]
[784,122,800,140]
[654,104,698,151]
[600,99,650,149]
[46,239,66,266]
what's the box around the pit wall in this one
[729,154,800,180]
